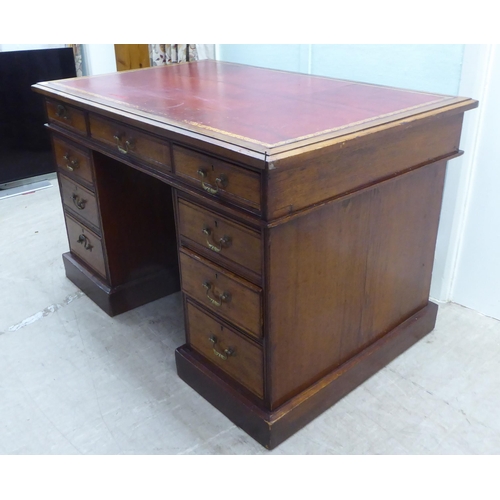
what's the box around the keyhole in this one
[214,220,218,228]
[215,273,218,279]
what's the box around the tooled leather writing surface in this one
[43,60,456,149]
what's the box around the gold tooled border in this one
[50,79,454,149]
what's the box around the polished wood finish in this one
[177,198,262,281]
[177,301,438,449]
[173,145,261,211]
[62,252,178,317]
[92,152,178,288]
[90,114,172,173]
[65,214,107,279]
[266,112,464,219]
[33,60,477,449]
[46,99,87,135]
[179,248,262,340]
[52,136,94,186]
[266,160,447,408]
[59,174,100,231]
[186,299,264,398]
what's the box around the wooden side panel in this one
[266,113,463,219]
[266,161,447,409]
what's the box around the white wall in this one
[449,45,500,319]
[83,44,116,75]
[216,44,465,94]
[429,45,490,302]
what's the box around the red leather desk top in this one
[37,60,468,154]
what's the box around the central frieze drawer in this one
[187,300,264,399]
[179,248,262,340]
[177,198,262,279]
[173,145,261,211]
[60,174,100,231]
[89,114,171,173]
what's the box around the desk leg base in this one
[176,301,438,450]
[63,252,180,316]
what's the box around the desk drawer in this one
[53,137,94,186]
[187,300,263,398]
[177,199,261,278]
[89,114,171,173]
[173,146,261,211]
[60,174,100,231]
[65,214,107,279]
[47,100,87,135]
[179,249,262,340]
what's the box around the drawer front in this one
[173,146,261,211]
[47,100,87,135]
[187,300,263,398]
[179,249,262,339]
[89,114,171,173]
[53,137,94,186]
[178,199,261,278]
[65,214,107,279]
[60,175,100,231]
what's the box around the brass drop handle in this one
[209,334,235,361]
[197,169,228,194]
[113,132,135,154]
[56,104,70,120]
[72,193,87,210]
[202,226,231,253]
[77,234,93,251]
[63,153,79,171]
[203,281,230,307]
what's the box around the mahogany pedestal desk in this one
[33,61,477,449]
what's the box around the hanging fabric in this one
[67,44,84,77]
[149,44,215,66]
